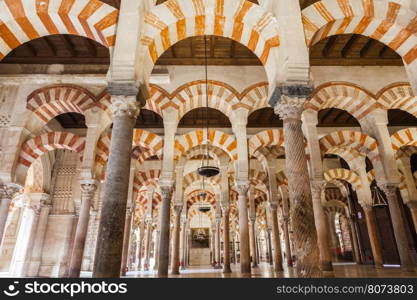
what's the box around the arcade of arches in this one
[0,0,417,278]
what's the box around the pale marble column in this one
[310,181,334,272]
[135,223,144,271]
[93,93,140,277]
[272,85,320,277]
[171,205,182,274]
[69,180,97,277]
[363,206,383,268]
[158,185,174,276]
[179,217,187,270]
[236,182,251,274]
[153,229,160,270]
[248,217,258,268]
[407,201,417,234]
[269,203,283,272]
[143,219,153,271]
[221,204,231,273]
[379,183,415,272]
[282,216,293,266]
[214,216,222,269]
[267,228,273,265]
[26,194,51,277]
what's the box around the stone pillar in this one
[236,182,251,274]
[269,203,283,272]
[179,216,187,270]
[407,201,417,234]
[143,219,153,271]
[120,207,133,276]
[171,205,182,274]
[69,180,97,277]
[0,185,20,245]
[93,92,140,277]
[153,229,160,270]
[214,216,222,269]
[379,183,415,272]
[272,85,320,277]
[267,228,273,265]
[158,185,174,277]
[282,216,293,266]
[135,223,144,271]
[248,217,258,268]
[362,206,384,268]
[26,194,51,277]
[310,181,334,272]
[221,204,231,273]
[347,215,361,264]
[327,213,340,260]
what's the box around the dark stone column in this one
[158,185,174,277]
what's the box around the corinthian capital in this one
[80,180,98,197]
[160,185,174,201]
[235,180,249,196]
[269,84,314,120]
[310,180,325,196]
[111,95,140,119]
[378,182,398,198]
[0,183,22,200]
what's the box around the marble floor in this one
[124,263,417,278]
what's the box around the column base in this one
[223,267,232,273]
[171,270,180,275]
[214,264,222,269]
[374,263,384,269]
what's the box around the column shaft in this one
[363,208,384,268]
[282,218,293,266]
[143,221,152,271]
[93,95,138,277]
[380,184,415,272]
[69,181,97,277]
[237,187,251,274]
[158,186,173,276]
[270,206,283,272]
[222,210,231,273]
[120,209,133,276]
[407,204,417,234]
[171,208,181,274]
[0,198,11,244]
[249,220,258,267]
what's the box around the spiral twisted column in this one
[379,183,415,273]
[93,91,140,277]
[69,180,98,277]
[272,85,320,277]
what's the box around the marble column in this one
[214,216,222,269]
[267,229,273,265]
[221,204,231,273]
[236,183,251,274]
[0,185,20,245]
[135,223,144,271]
[69,180,97,277]
[379,183,415,272]
[179,217,187,270]
[120,207,133,276]
[407,201,417,234]
[310,181,334,272]
[26,194,51,277]
[269,203,283,272]
[93,93,140,277]
[248,217,258,268]
[272,85,320,277]
[363,206,384,268]
[158,185,173,276]
[153,229,160,270]
[348,215,362,264]
[327,213,340,260]
[171,205,182,274]
[282,216,293,267]
[143,218,153,271]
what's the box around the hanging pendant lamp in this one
[198,35,220,178]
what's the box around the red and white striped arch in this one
[391,128,417,152]
[141,0,279,88]
[302,0,417,65]
[0,0,118,61]
[187,190,216,209]
[27,85,97,124]
[248,129,284,156]
[175,129,237,160]
[319,130,379,160]
[249,168,267,187]
[183,172,220,191]
[377,83,417,117]
[324,168,361,190]
[306,83,378,120]
[16,131,85,184]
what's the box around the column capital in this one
[220,202,230,214]
[80,179,98,195]
[269,84,314,120]
[310,180,325,194]
[0,183,22,200]
[111,95,140,119]
[268,202,279,212]
[235,180,249,196]
[173,204,183,216]
[160,185,174,201]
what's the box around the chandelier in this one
[197,35,220,178]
